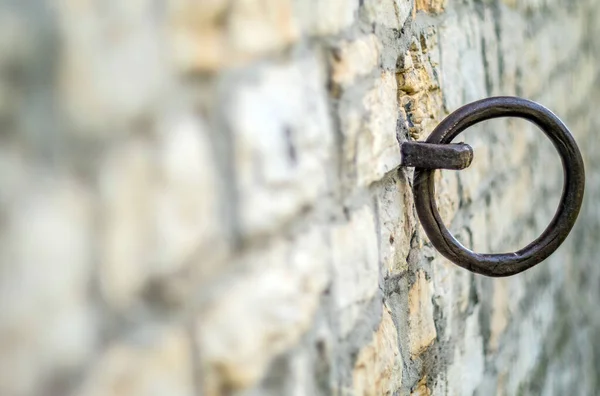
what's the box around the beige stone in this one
[430,254,472,344]
[295,0,358,36]
[438,12,487,110]
[57,0,168,134]
[397,34,443,139]
[408,271,437,357]
[411,376,431,396]
[228,0,299,59]
[429,256,456,342]
[230,53,333,236]
[75,327,194,396]
[99,139,155,309]
[415,0,446,14]
[435,169,460,226]
[0,178,95,396]
[154,113,222,275]
[98,113,222,309]
[357,72,400,186]
[487,170,534,252]
[339,105,363,180]
[331,35,381,87]
[376,173,416,275]
[397,67,430,94]
[3,0,599,394]
[353,306,403,396]
[197,229,329,391]
[331,207,380,336]
[468,208,489,253]
[170,25,227,73]
[362,0,413,29]
[167,0,229,72]
[489,279,509,351]
[447,309,484,396]
[168,0,228,25]
[169,0,299,71]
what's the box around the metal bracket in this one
[400,141,473,170]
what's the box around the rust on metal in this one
[401,96,585,277]
[401,141,473,170]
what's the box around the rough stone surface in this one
[75,327,195,396]
[416,0,446,14]
[197,228,329,393]
[2,0,600,395]
[229,51,333,236]
[408,271,437,358]
[331,206,380,337]
[352,306,403,396]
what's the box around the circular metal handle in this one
[413,96,585,277]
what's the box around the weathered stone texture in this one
[1,0,600,395]
[352,306,403,396]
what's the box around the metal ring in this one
[414,96,585,277]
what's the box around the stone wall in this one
[1,0,599,395]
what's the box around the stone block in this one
[153,112,224,276]
[446,308,484,396]
[438,13,487,111]
[352,305,403,395]
[228,0,299,59]
[362,0,413,29]
[356,72,401,186]
[376,173,416,275]
[99,138,155,309]
[75,327,195,396]
[397,32,442,140]
[416,0,446,14]
[408,270,437,357]
[169,0,299,72]
[489,279,509,351]
[229,52,333,236]
[58,0,168,135]
[331,206,380,337]
[0,177,95,395]
[295,0,358,36]
[196,228,329,392]
[330,35,381,87]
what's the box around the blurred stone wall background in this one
[1,0,599,395]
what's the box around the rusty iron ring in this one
[413,96,585,277]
